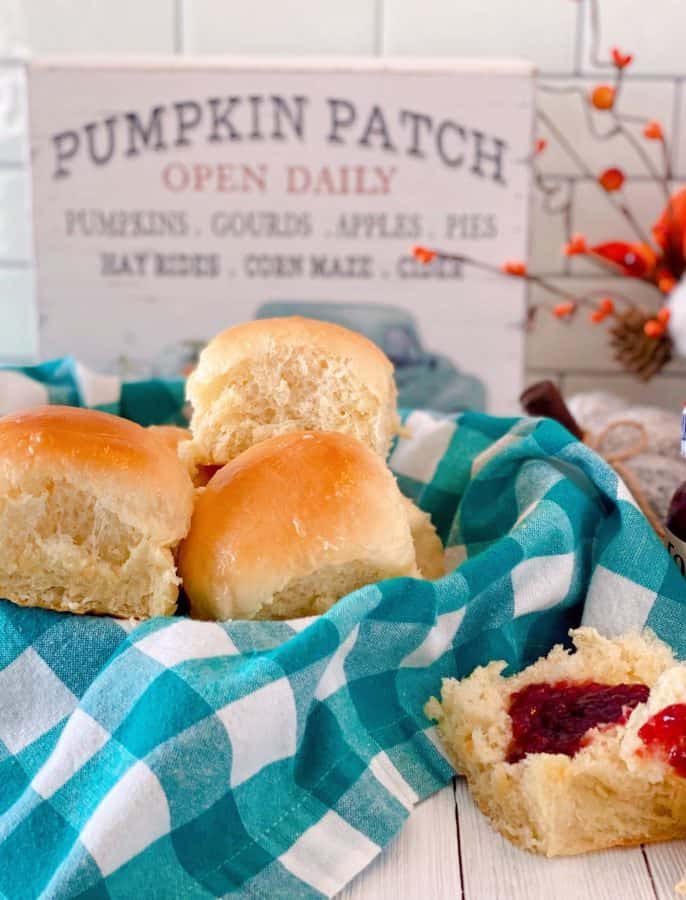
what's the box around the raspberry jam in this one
[198,464,222,484]
[506,680,649,764]
[638,704,686,777]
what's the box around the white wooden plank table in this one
[341,781,686,899]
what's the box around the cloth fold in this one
[0,363,684,898]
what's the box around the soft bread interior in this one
[0,475,180,617]
[401,497,445,579]
[426,628,686,856]
[186,344,397,467]
[256,561,406,620]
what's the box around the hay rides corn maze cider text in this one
[28,61,534,413]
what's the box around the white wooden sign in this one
[27,58,534,414]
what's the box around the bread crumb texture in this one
[0,478,180,617]
[400,496,445,579]
[0,407,193,618]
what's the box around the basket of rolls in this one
[1,316,686,898]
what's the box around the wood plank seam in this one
[640,845,660,900]
[453,777,467,900]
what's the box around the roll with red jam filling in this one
[426,628,686,856]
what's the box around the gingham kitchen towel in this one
[0,362,685,899]
[0,357,186,426]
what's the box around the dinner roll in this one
[146,425,220,487]
[401,496,445,579]
[179,431,418,620]
[147,424,191,453]
[147,425,212,485]
[182,317,400,470]
[0,406,194,618]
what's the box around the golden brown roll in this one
[179,431,417,620]
[146,425,222,488]
[182,316,400,471]
[0,406,194,618]
[147,424,191,454]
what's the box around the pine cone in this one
[608,308,672,381]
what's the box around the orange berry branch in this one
[411,0,683,377]
[411,244,661,336]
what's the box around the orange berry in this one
[502,260,527,276]
[412,245,436,264]
[644,121,664,141]
[591,85,615,110]
[598,167,625,192]
[657,307,671,324]
[535,138,547,155]
[658,273,677,293]
[644,319,666,338]
[553,302,576,318]
[590,309,608,324]
[611,48,633,69]
[598,297,615,315]
[564,234,587,256]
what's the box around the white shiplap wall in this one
[1,0,685,407]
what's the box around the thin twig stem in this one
[429,250,642,311]
[613,118,672,201]
[537,108,656,249]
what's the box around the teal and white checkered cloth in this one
[0,360,684,898]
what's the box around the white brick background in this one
[0,0,684,407]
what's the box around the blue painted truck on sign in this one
[255,302,486,413]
